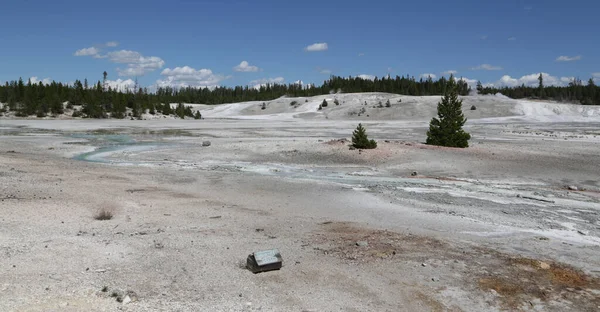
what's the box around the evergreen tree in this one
[194,111,202,119]
[426,84,471,148]
[321,99,328,107]
[476,81,483,93]
[538,73,545,99]
[351,123,377,149]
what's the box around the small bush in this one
[305,99,308,103]
[334,99,340,106]
[385,99,391,107]
[94,207,114,221]
[318,104,323,111]
[321,99,328,107]
[261,103,266,110]
[470,105,476,110]
[194,111,202,119]
[351,123,377,149]
[290,101,298,106]
[72,110,83,118]
[66,102,74,109]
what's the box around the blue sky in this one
[0,0,598,90]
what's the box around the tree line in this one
[0,74,472,118]
[1,72,597,119]
[477,74,600,105]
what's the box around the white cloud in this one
[491,72,574,88]
[105,79,136,92]
[106,41,119,47]
[441,70,458,76]
[556,55,582,62]
[304,43,328,52]
[233,61,260,72]
[293,80,304,85]
[592,73,600,78]
[357,74,375,80]
[508,37,516,41]
[156,66,228,89]
[107,50,165,76]
[420,73,437,79]
[74,47,100,57]
[249,77,285,89]
[29,76,52,85]
[471,64,503,71]
[319,68,332,75]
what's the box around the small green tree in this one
[351,123,377,149]
[321,99,328,107]
[385,99,391,107]
[194,111,202,119]
[426,85,471,148]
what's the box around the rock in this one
[421,263,427,267]
[470,105,477,110]
[431,277,439,282]
[202,141,211,147]
[538,261,550,270]
[246,249,283,274]
[567,185,578,191]
[122,295,132,304]
[411,171,418,176]
[356,241,368,247]
[577,230,587,236]
[349,147,356,150]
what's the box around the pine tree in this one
[321,99,328,107]
[351,123,377,149]
[194,111,202,119]
[538,73,545,99]
[426,84,471,148]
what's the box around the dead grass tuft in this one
[94,207,115,221]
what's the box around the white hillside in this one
[192,93,600,122]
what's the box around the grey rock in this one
[411,171,418,176]
[567,185,578,191]
[202,141,211,147]
[355,241,368,247]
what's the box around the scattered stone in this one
[470,105,477,110]
[202,141,211,147]
[356,241,369,247]
[577,230,587,236]
[431,277,439,282]
[567,185,578,191]
[411,171,418,176]
[421,263,427,267]
[209,215,222,219]
[538,237,549,241]
[539,261,551,270]
[101,286,109,292]
[255,228,264,232]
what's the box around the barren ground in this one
[1,94,600,311]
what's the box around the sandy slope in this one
[1,93,600,311]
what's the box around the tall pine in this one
[426,81,471,148]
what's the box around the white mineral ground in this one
[1,93,600,311]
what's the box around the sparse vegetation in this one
[194,111,202,119]
[471,105,477,110]
[351,123,377,149]
[426,81,471,148]
[94,207,114,221]
[290,101,298,106]
[334,99,340,106]
[385,99,391,107]
[321,99,328,107]
[261,102,266,110]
